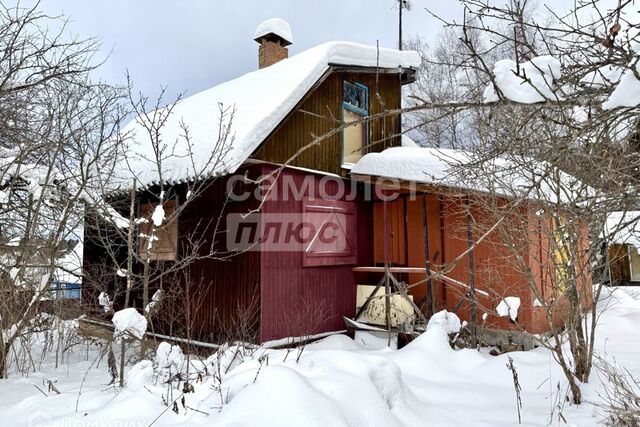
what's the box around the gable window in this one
[342,81,369,165]
[138,199,178,261]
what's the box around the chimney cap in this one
[254,18,293,46]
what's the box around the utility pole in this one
[398,0,403,50]
[397,0,412,50]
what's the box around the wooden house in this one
[83,19,420,343]
[83,19,591,345]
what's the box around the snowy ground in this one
[2,287,640,426]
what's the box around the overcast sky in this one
[39,1,464,100]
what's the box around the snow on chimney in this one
[254,18,293,69]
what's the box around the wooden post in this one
[383,197,392,346]
[466,197,478,349]
[439,195,447,308]
[124,178,136,309]
[422,193,435,318]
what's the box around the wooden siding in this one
[82,167,264,343]
[253,71,403,176]
[405,195,446,313]
[609,243,631,283]
[364,191,593,334]
[176,171,262,342]
[139,200,178,261]
[439,197,534,331]
[373,199,407,266]
[258,165,373,341]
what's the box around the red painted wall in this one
[439,198,535,331]
[258,165,373,342]
[367,192,592,334]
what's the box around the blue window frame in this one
[342,81,369,165]
[342,81,369,115]
[52,282,81,299]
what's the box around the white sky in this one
[38,1,462,100]
[38,1,574,102]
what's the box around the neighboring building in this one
[52,241,82,299]
[605,211,640,286]
[0,238,81,329]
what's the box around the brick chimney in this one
[254,18,293,69]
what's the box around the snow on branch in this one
[112,308,147,340]
[496,297,521,322]
[484,56,562,104]
[98,292,113,314]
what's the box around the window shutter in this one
[303,199,357,267]
[138,199,178,261]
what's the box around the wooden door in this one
[373,198,406,265]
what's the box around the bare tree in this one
[396,0,640,404]
[595,355,640,425]
[80,65,243,382]
[404,35,478,148]
[0,1,126,377]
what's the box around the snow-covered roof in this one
[254,18,293,45]
[401,134,420,147]
[604,211,640,248]
[351,146,587,203]
[603,60,640,109]
[119,42,420,188]
[352,146,464,186]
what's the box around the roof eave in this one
[328,64,417,85]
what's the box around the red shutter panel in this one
[303,198,357,267]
